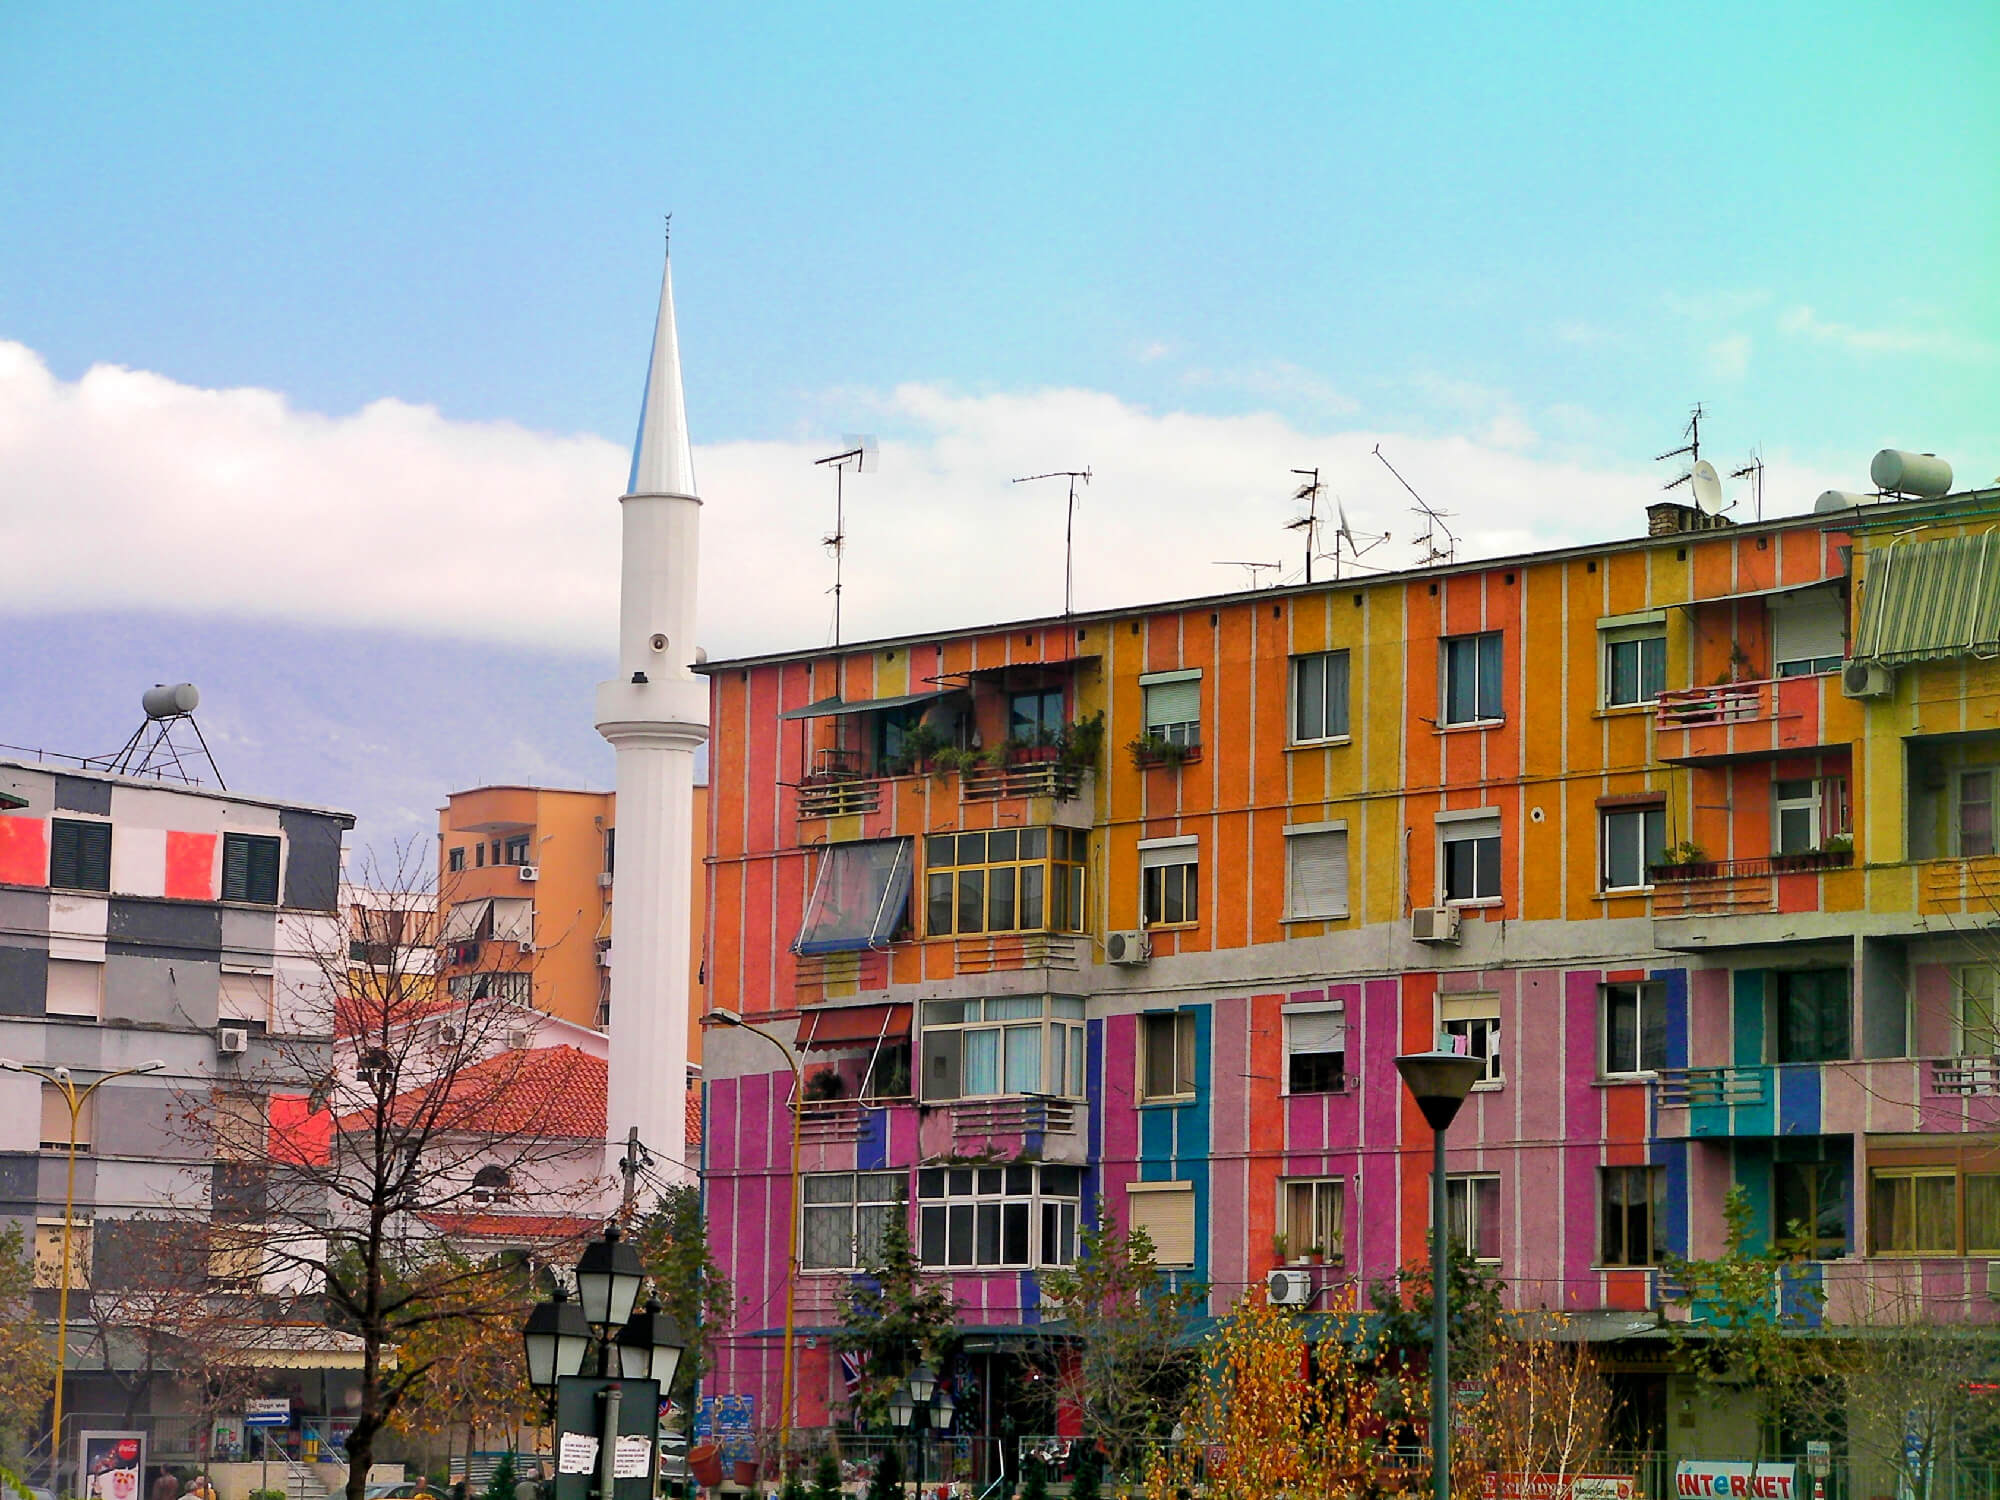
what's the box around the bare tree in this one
[227,845,606,1500]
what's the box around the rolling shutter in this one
[1286,829,1348,918]
[1284,1004,1346,1057]
[222,833,281,904]
[1127,1183,1197,1267]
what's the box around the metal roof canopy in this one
[1670,578,1842,608]
[1854,528,2000,665]
[778,688,963,721]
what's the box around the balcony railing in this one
[1931,1056,2000,1096]
[949,1095,1079,1137]
[1654,679,1777,727]
[1656,1065,1770,1109]
[1650,850,1855,883]
[959,759,1087,802]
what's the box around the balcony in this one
[1917,855,2000,914]
[949,1095,1079,1138]
[1655,1065,1771,1136]
[1651,677,1826,763]
[953,931,1086,974]
[959,756,1087,803]
[1930,1056,2000,1096]
[796,748,882,819]
[796,1096,908,1144]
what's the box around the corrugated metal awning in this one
[795,1002,911,1051]
[1854,530,2000,665]
[778,688,960,720]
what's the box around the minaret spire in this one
[596,234,709,1185]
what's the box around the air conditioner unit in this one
[1986,1260,2000,1298]
[1267,1268,1312,1307]
[1841,659,1895,700]
[506,1029,532,1050]
[1411,906,1462,944]
[595,947,611,968]
[518,940,537,955]
[217,1026,250,1055]
[598,871,615,888]
[518,865,539,882]
[1105,929,1152,966]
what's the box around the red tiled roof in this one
[338,1045,607,1140]
[419,1212,599,1243]
[685,1087,702,1150]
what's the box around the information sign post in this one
[553,1376,660,1500]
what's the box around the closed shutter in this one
[1286,830,1348,918]
[1127,1184,1197,1266]
[50,820,111,892]
[1441,994,1500,1024]
[1143,679,1200,730]
[41,1086,91,1150]
[922,1028,962,1101]
[1771,591,1845,668]
[490,898,535,944]
[44,959,103,1019]
[1285,1005,1345,1056]
[219,970,273,1025]
[222,834,281,904]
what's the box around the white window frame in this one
[1440,631,1504,727]
[1442,1173,1502,1265]
[916,1162,1082,1270]
[1283,822,1349,921]
[1600,614,1668,708]
[801,1170,907,1272]
[1289,650,1351,744]
[1140,1009,1198,1102]
[1601,980,1668,1077]
[1437,810,1502,905]
[1140,669,1202,748]
[919,995,1086,1101]
[1283,1001,1347,1095]
[1139,835,1199,928]
[1441,994,1502,1088]
[1600,802,1665,892]
[1774,778,1822,856]
[1280,1177,1345,1263]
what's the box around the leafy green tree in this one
[479,1452,516,1500]
[1018,1456,1049,1500]
[0,1225,53,1464]
[835,1216,957,1427]
[1068,1445,1101,1500]
[862,1445,901,1500]
[775,1473,806,1500]
[808,1450,841,1500]
[1038,1213,1203,1483]
[631,1184,734,1408]
[1364,1242,1506,1381]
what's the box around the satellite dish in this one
[1689,460,1724,512]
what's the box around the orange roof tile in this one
[338,1045,607,1140]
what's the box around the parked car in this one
[364,1484,424,1500]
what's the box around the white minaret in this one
[595,240,707,1182]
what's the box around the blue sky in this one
[2,3,1995,848]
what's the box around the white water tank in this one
[1815,490,1875,513]
[1871,450,1953,498]
[142,683,199,718]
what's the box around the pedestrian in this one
[151,1471,180,1500]
[513,1465,540,1500]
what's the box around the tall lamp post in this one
[888,1365,953,1499]
[705,1007,804,1478]
[1,1056,165,1487]
[1395,1050,1482,1500]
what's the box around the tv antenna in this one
[814,436,876,645]
[1373,444,1455,566]
[103,684,226,788]
[1656,403,1706,493]
[1213,560,1281,589]
[1323,496,1389,580]
[1287,468,1325,584]
[1013,468,1091,615]
[1730,450,1765,521]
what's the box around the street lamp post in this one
[890,1367,951,1500]
[1395,1050,1482,1500]
[705,1007,804,1479]
[1,1057,165,1488]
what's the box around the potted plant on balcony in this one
[1005,729,1063,766]
[804,1066,845,1102]
[1058,710,1105,773]
[1651,841,1713,882]
[1127,734,1191,770]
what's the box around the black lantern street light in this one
[520,1224,686,1500]
[889,1367,952,1498]
[1395,1050,1483,1500]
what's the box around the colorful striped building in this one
[694,469,2000,1469]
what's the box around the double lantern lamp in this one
[522,1223,686,1395]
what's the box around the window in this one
[1291,651,1351,743]
[1442,994,1502,1087]
[49,818,111,892]
[1439,813,1501,904]
[1870,1160,2000,1257]
[212,1092,267,1162]
[795,838,913,955]
[1282,1178,1345,1262]
[1956,965,1998,1056]
[1599,1166,1663,1266]
[1601,804,1665,890]
[1959,771,1995,858]
[920,996,1085,1100]
[1771,589,1845,677]
[1140,670,1202,748]
[1602,982,1668,1076]
[1009,689,1065,744]
[503,835,531,865]
[925,828,1086,938]
[44,958,103,1019]
[802,1171,906,1270]
[917,1163,1081,1269]
[1126,1181,1197,1267]
[1140,839,1199,926]
[221,833,281,904]
[41,1085,92,1152]
[475,842,486,868]
[448,846,466,873]
[1774,1158,1850,1258]
[1774,779,1820,855]
[208,1226,263,1286]
[1284,826,1349,920]
[1141,1011,1198,1101]
[1441,632,1503,725]
[604,827,615,877]
[33,1220,90,1289]
[1773,970,1849,1064]
[448,971,533,1005]
[1284,1004,1346,1094]
[1603,628,1667,707]
[1443,1174,1501,1263]
[220,969,273,1027]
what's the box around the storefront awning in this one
[1854,529,2000,665]
[778,689,960,721]
[795,1002,912,1051]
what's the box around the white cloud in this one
[1707,332,1753,381]
[0,340,1851,662]
[1779,306,1996,362]
[1178,359,1358,417]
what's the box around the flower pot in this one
[731,1459,760,1487]
[688,1445,724,1489]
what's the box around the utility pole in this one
[1013,469,1092,615]
[616,1126,649,1219]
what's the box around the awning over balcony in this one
[1854,530,2000,665]
[1672,579,1838,607]
[779,688,961,720]
[440,897,491,943]
[793,837,913,955]
[795,1001,912,1051]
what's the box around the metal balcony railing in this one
[1655,1065,1770,1108]
[1654,678,1778,727]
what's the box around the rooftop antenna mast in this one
[1287,468,1324,584]
[1213,560,1281,589]
[102,684,226,788]
[1374,444,1455,566]
[1731,450,1765,522]
[814,436,876,646]
[1655,403,1705,493]
[1013,468,1091,615]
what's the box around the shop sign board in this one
[1674,1461,1799,1498]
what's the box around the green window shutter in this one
[222,834,251,901]
[49,820,110,892]
[224,834,282,905]
[249,836,280,904]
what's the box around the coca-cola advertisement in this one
[78,1431,147,1500]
